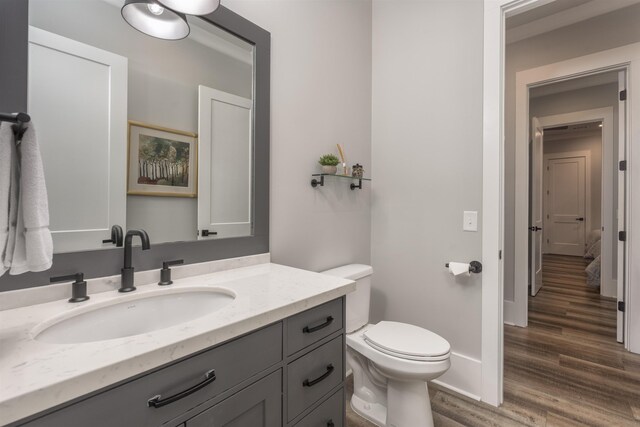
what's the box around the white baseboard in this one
[504,299,516,325]
[432,352,482,401]
[601,278,617,299]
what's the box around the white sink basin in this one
[32,287,236,344]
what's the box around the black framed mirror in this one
[0,0,270,291]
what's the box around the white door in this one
[546,157,586,256]
[198,86,253,239]
[617,70,627,343]
[28,27,127,253]
[530,117,544,296]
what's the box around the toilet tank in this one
[321,264,373,333]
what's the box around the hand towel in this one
[8,123,53,274]
[0,123,14,276]
[3,124,20,274]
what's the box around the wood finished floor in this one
[346,254,640,426]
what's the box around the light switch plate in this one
[463,211,478,232]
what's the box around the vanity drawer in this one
[21,323,282,427]
[287,336,343,421]
[287,299,343,355]
[294,388,343,427]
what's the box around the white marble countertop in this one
[0,262,355,425]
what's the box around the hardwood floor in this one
[346,254,640,426]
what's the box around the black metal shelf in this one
[310,174,371,190]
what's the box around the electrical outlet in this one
[463,211,478,232]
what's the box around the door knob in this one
[529,226,542,231]
[576,217,584,221]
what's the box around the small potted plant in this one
[319,154,340,174]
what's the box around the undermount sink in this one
[32,287,236,344]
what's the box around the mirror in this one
[28,0,255,253]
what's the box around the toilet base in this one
[351,379,434,427]
[386,379,433,427]
[351,393,387,427]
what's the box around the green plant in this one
[318,154,340,166]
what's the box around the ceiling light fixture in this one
[121,0,190,40]
[157,0,221,16]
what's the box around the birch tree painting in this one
[137,135,190,187]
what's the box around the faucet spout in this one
[120,229,151,292]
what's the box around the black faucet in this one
[120,229,151,293]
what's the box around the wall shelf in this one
[310,174,371,190]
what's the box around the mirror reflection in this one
[28,0,255,253]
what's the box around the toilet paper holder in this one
[445,261,482,274]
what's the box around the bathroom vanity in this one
[0,259,355,426]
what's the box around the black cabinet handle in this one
[148,369,216,408]
[303,364,334,387]
[576,217,584,221]
[303,316,334,334]
[327,421,335,427]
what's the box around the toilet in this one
[322,264,450,427]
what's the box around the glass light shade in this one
[122,0,190,40]
[157,0,220,16]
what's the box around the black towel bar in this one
[0,112,30,124]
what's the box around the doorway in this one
[482,0,640,406]
[525,82,623,342]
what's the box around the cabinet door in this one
[186,370,281,427]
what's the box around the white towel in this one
[0,123,15,276]
[7,123,53,274]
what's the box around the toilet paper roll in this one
[448,262,471,277]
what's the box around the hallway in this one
[346,254,640,426]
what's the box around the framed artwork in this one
[127,121,197,197]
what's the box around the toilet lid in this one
[363,321,450,361]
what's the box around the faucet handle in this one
[51,273,89,303]
[102,225,124,247]
[162,259,184,270]
[159,259,184,286]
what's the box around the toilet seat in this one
[363,321,450,362]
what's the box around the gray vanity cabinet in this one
[15,297,346,427]
[185,370,281,427]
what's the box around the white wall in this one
[543,131,602,239]
[503,4,640,301]
[223,0,372,271]
[371,0,483,397]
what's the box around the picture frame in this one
[127,121,198,197]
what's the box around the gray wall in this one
[223,0,372,270]
[503,5,640,301]
[543,131,602,235]
[371,0,483,363]
[30,0,253,245]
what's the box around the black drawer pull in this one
[148,369,216,408]
[327,421,335,427]
[303,364,334,387]
[303,316,334,334]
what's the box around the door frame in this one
[543,150,591,256]
[483,0,640,406]
[514,75,625,329]
[536,108,614,298]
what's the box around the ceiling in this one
[544,120,602,141]
[506,0,592,29]
[506,0,640,44]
